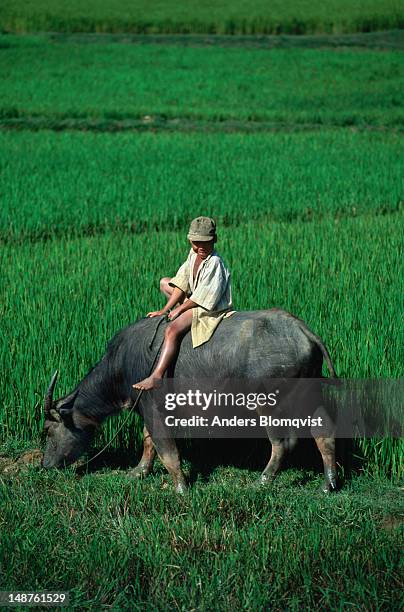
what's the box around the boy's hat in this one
[187,216,216,241]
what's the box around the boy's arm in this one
[162,287,187,313]
[148,254,192,317]
[172,297,199,314]
[166,297,199,321]
[147,286,186,317]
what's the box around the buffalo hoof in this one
[258,472,275,486]
[175,481,188,495]
[321,480,338,494]
[322,469,337,493]
[127,464,152,479]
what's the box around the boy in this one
[133,216,234,391]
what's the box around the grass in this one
[0,130,402,243]
[0,36,403,128]
[0,463,402,609]
[1,0,403,35]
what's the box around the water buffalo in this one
[42,308,338,493]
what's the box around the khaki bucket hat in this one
[187,216,217,242]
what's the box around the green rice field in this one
[0,130,402,242]
[0,466,402,610]
[1,0,403,35]
[0,29,402,491]
[1,36,403,128]
[0,13,403,608]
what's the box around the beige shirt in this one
[168,247,236,348]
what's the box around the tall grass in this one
[1,0,403,34]
[1,216,402,476]
[0,130,402,242]
[0,37,402,128]
[0,468,402,609]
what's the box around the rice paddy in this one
[0,466,402,610]
[1,0,403,35]
[0,130,402,243]
[0,9,403,608]
[1,36,403,128]
[0,30,402,486]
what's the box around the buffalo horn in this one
[44,370,59,418]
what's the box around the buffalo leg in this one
[152,436,187,494]
[260,437,286,484]
[130,425,156,478]
[314,436,337,493]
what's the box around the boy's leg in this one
[133,309,193,391]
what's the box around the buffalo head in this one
[42,371,97,468]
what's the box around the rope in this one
[82,313,168,467]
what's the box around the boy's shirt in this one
[168,247,235,348]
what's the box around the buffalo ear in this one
[59,407,73,418]
[55,389,79,413]
[58,407,75,429]
[73,412,98,431]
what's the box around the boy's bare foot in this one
[132,375,162,391]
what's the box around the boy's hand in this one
[167,307,182,321]
[146,309,165,317]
